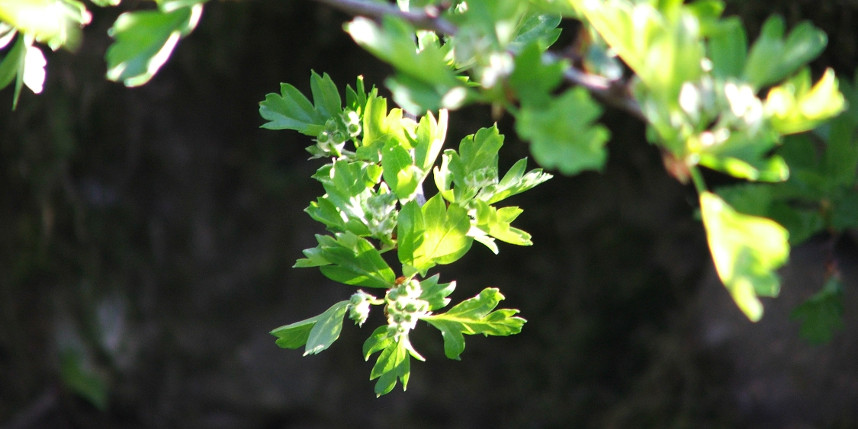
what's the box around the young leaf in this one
[309,70,343,119]
[418,275,456,311]
[509,13,562,51]
[479,157,552,205]
[440,126,506,203]
[515,87,610,175]
[295,233,396,289]
[366,332,412,396]
[397,195,472,276]
[472,200,532,246]
[765,68,846,135]
[304,300,351,355]
[412,109,448,173]
[382,141,420,200]
[700,191,790,322]
[259,73,347,136]
[424,288,525,360]
[270,300,351,355]
[105,3,202,87]
[0,34,22,88]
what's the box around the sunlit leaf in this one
[105,3,202,87]
[270,300,350,355]
[295,233,396,289]
[424,288,525,360]
[398,196,472,276]
[700,191,789,322]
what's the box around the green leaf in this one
[515,87,610,175]
[424,288,526,360]
[438,126,506,203]
[309,70,342,119]
[397,195,473,276]
[270,300,351,355]
[365,332,412,396]
[700,191,790,322]
[743,16,827,89]
[382,141,420,200]
[412,109,448,173]
[418,275,456,311]
[479,157,552,204]
[270,317,316,349]
[358,94,414,160]
[791,276,844,344]
[295,233,396,288]
[509,41,566,107]
[0,35,22,89]
[304,300,351,355]
[510,13,562,51]
[259,72,347,136]
[105,4,202,87]
[472,200,532,246]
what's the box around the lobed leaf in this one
[424,288,525,360]
[508,41,566,108]
[515,87,610,175]
[397,195,472,276]
[295,233,396,289]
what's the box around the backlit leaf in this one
[700,191,789,322]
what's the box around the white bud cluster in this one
[364,190,398,237]
[348,290,376,327]
[385,279,430,340]
[315,110,361,157]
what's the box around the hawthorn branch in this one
[315,0,458,35]
[314,0,643,119]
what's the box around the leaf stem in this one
[689,165,708,194]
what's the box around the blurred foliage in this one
[1,0,858,427]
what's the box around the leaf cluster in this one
[0,0,206,108]
[262,72,545,395]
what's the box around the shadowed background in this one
[2,1,858,427]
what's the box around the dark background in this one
[2,1,858,427]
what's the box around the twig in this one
[315,0,458,35]
[314,0,644,120]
